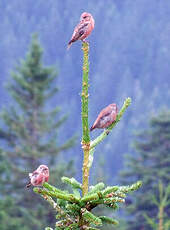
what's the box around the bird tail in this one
[67,41,72,50]
[90,126,94,132]
[26,181,31,188]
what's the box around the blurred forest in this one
[0,0,170,230]
[1,0,170,177]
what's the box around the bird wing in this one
[31,171,39,177]
[99,108,112,119]
[99,107,117,122]
[91,111,111,129]
[71,22,89,42]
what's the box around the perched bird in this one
[67,12,95,49]
[90,104,118,131]
[26,165,49,188]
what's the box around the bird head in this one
[109,103,118,112]
[80,12,92,21]
[37,165,49,175]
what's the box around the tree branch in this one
[81,42,91,196]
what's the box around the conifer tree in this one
[143,181,170,230]
[120,110,170,230]
[0,34,75,230]
[33,42,142,230]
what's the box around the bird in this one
[67,12,95,49]
[90,104,118,131]
[26,165,49,188]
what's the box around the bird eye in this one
[42,168,48,171]
[83,16,87,19]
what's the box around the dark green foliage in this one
[34,180,142,229]
[1,0,170,179]
[0,35,75,230]
[120,110,170,230]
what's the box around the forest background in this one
[0,1,170,230]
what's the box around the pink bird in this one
[26,165,49,188]
[67,12,95,49]
[90,104,118,131]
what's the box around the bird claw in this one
[106,130,110,135]
[82,40,89,44]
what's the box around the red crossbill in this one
[26,165,49,187]
[90,104,118,131]
[67,12,95,49]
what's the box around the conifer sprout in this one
[88,182,105,194]
[33,32,142,229]
[61,176,82,190]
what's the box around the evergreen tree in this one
[32,41,141,230]
[143,181,170,230]
[0,34,75,230]
[119,110,170,230]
